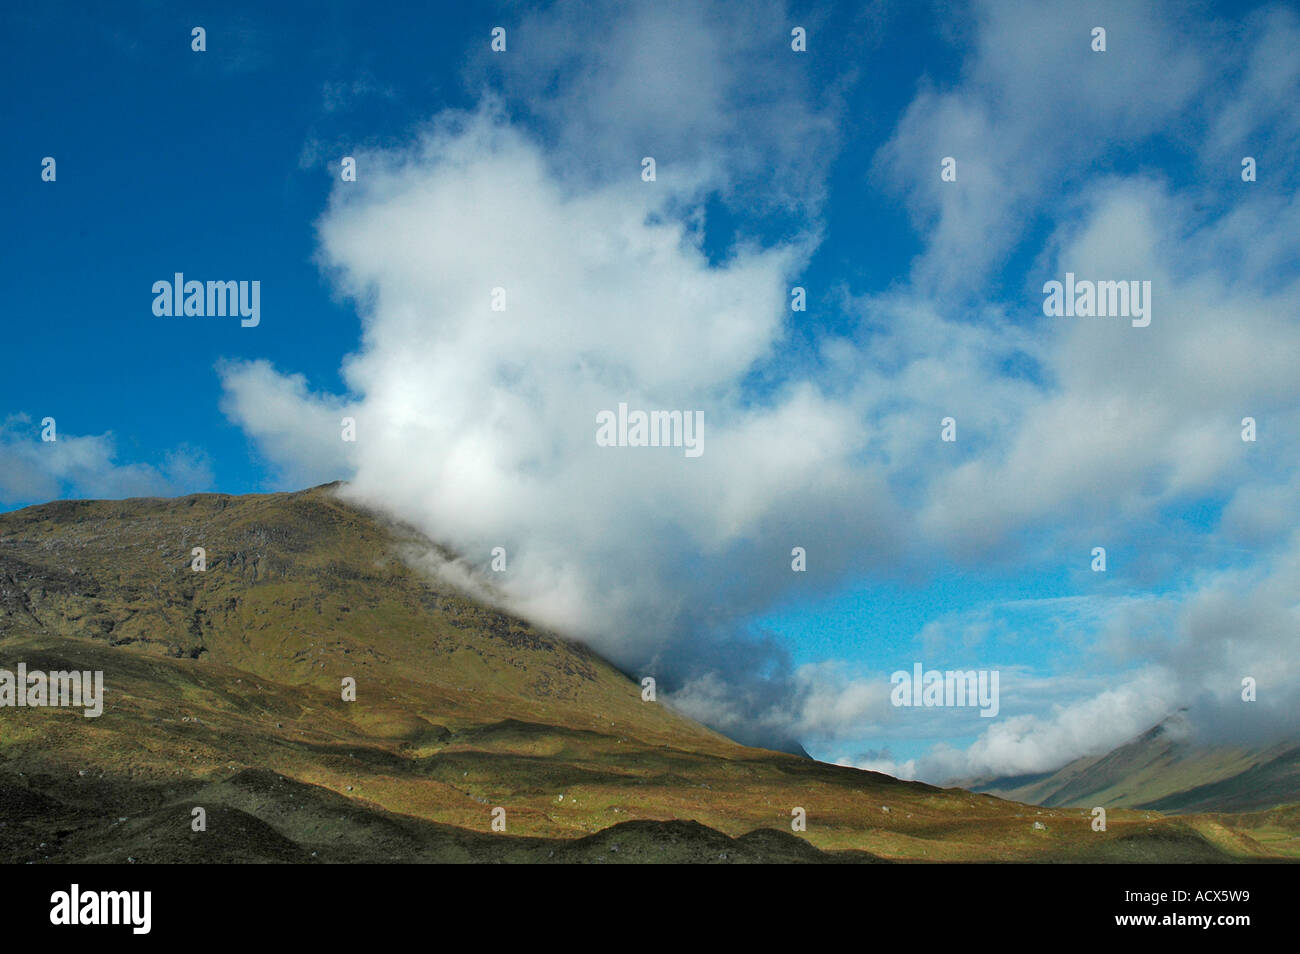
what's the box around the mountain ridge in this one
[968,712,1300,815]
[1,484,1294,862]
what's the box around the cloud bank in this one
[217,0,1300,773]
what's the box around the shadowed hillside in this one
[1,485,1294,862]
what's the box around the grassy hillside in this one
[1,485,1295,862]
[970,713,1300,818]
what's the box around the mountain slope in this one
[1,485,1293,862]
[970,713,1300,815]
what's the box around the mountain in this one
[969,712,1300,815]
[1,485,1295,862]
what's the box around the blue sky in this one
[3,0,1298,780]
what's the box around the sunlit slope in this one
[0,485,734,752]
[1,486,1293,862]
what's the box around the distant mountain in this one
[1,485,1294,862]
[968,712,1300,814]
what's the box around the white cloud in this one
[0,414,213,507]
[218,359,357,490]
[473,0,841,216]
[916,669,1179,781]
[875,0,1208,292]
[216,0,1300,766]
[220,104,895,740]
